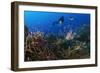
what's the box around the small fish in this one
[68,17,74,21]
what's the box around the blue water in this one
[24,11,90,37]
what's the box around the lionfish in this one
[66,30,74,40]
